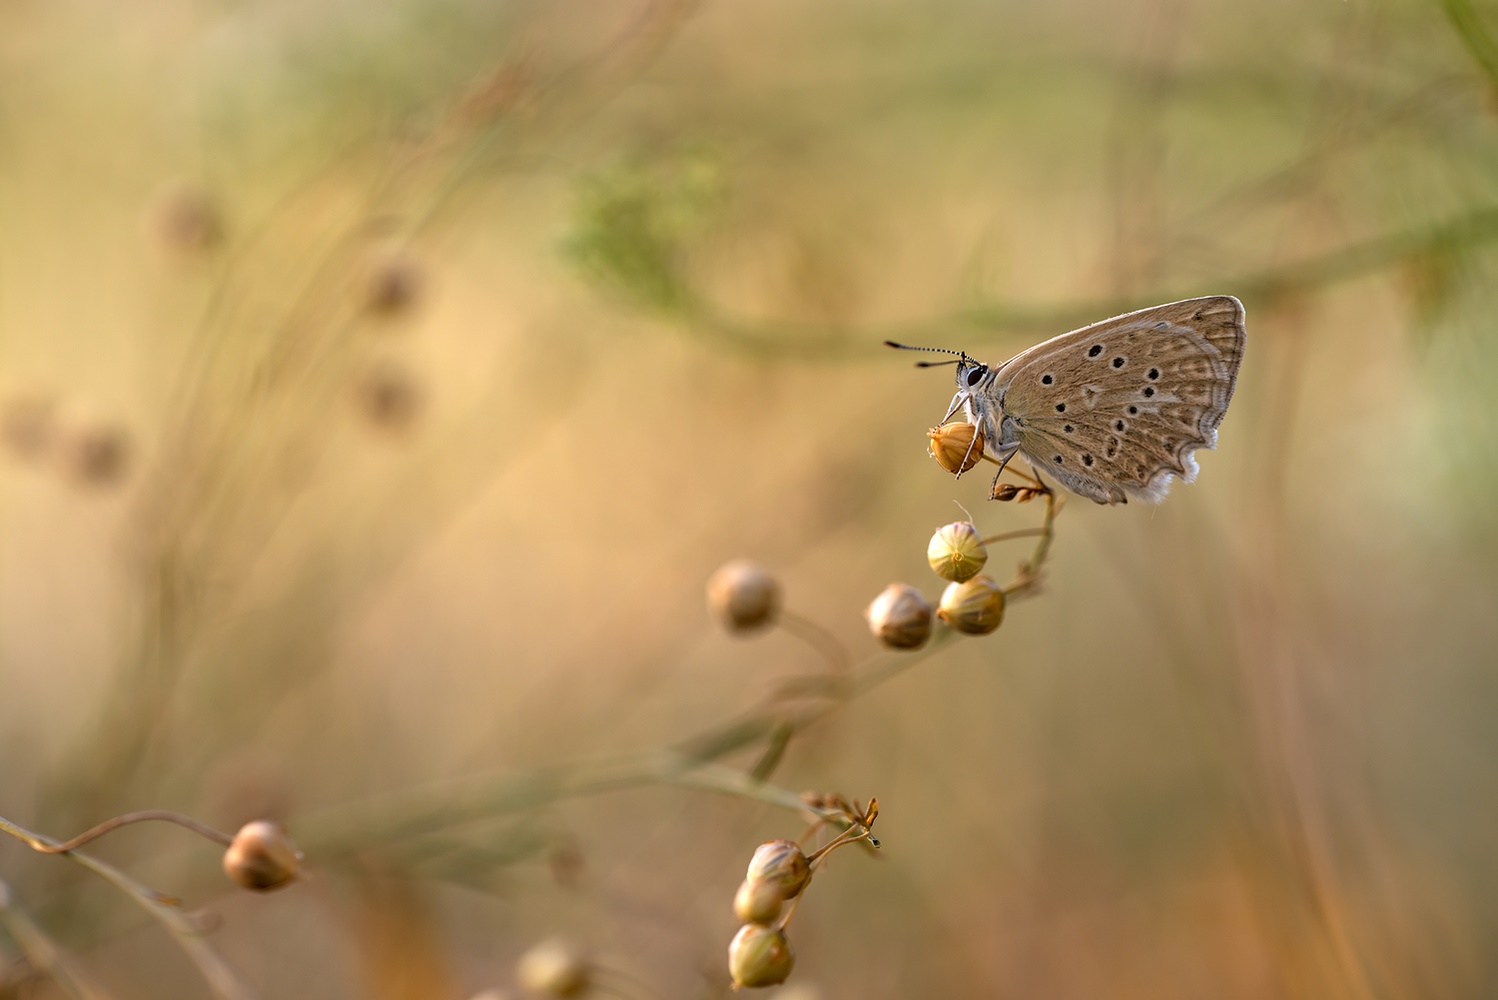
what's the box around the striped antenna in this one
[884,340,972,369]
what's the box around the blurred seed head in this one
[728,923,795,990]
[745,840,810,900]
[734,876,785,926]
[926,521,988,582]
[516,938,591,997]
[467,991,515,1000]
[53,409,131,489]
[936,575,1006,636]
[0,391,58,464]
[355,358,424,434]
[864,583,932,650]
[360,244,426,317]
[223,820,302,891]
[707,560,781,634]
[928,421,983,474]
[147,181,224,255]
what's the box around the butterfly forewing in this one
[993,296,1246,504]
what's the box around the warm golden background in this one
[2,0,1496,997]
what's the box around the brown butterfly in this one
[890,296,1246,504]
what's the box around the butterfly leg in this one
[1024,458,1055,497]
[987,449,1016,499]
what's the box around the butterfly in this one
[889,296,1246,504]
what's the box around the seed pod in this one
[516,938,591,997]
[745,840,810,900]
[928,422,984,475]
[706,560,781,633]
[734,877,784,925]
[360,244,426,316]
[355,358,424,434]
[864,583,932,650]
[51,408,130,489]
[728,924,795,990]
[222,821,302,891]
[926,522,988,582]
[0,392,57,463]
[147,181,224,254]
[936,575,1006,636]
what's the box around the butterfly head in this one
[885,339,992,399]
[886,340,1005,452]
[953,356,989,391]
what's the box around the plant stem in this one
[0,816,258,1000]
[28,811,234,855]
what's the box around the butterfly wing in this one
[993,296,1246,504]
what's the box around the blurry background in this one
[1,0,1496,996]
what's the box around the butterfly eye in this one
[964,365,987,388]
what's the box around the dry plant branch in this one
[0,816,258,1000]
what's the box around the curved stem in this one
[0,816,258,1000]
[25,811,234,855]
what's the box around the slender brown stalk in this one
[28,810,233,854]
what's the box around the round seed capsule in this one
[745,839,810,900]
[864,583,933,650]
[926,522,988,583]
[733,877,785,925]
[516,938,591,997]
[706,560,781,633]
[936,575,1006,636]
[728,923,795,989]
[928,422,984,474]
[222,821,302,891]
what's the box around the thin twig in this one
[0,816,258,1000]
[29,811,234,854]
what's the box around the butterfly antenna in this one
[884,340,971,369]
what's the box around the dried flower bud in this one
[360,245,425,316]
[223,821,302,891]
[745,840,810,900]
[707,560,781,633]
[355,358,424,433]
[926,522,988,582]
[53,411,130,489]
[147,182,224,254]
[864,583,932,650]
[992,480,1048,502]
[936,575,1006,636]
[928,422,984,475]
[734,877,785,925]
[0,392,57,463]
[728,924,795,990]
[516,938,591,997]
